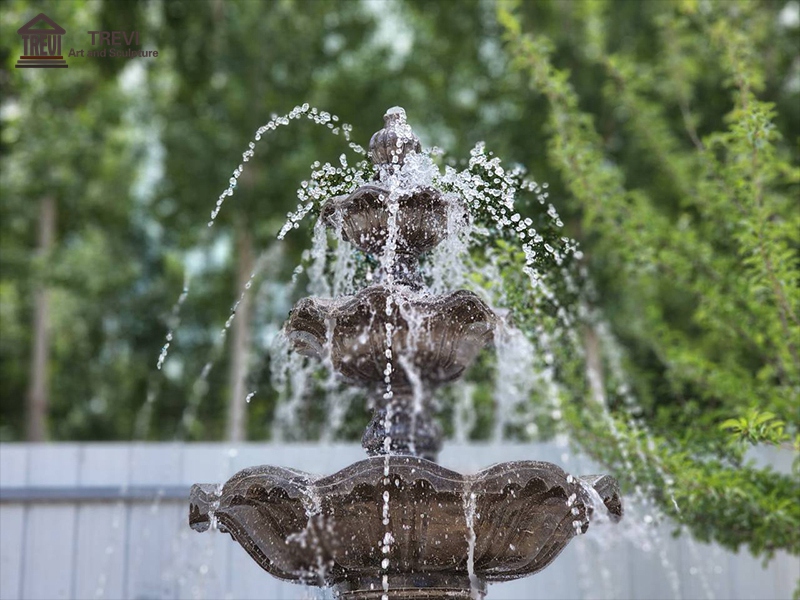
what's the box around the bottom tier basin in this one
[189,456,622,598]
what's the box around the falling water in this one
[156,276,190,371]
[264,127,591,600]
[146,104,361,441]
[380,315,395,600]
[210,105,355,229]
[491,319,537,441]
[288,484,332,587]
[176,244,278,438]
[453,382,477,443]
[159,105,744,599]
[463,488,481,599]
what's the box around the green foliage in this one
[571,402,800,558]
[496,0,799,559]
[1,0,798,565]
[720,409,789,449]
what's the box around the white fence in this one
[0,443,796,600]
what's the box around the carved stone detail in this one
[285,285,495,460]
[286,286,495,391]
[369,106,421,168]
[322,186,450,257]
[190,456,623,594]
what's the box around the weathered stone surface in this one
[285,285,495,460]
[286,286,495,392]
[369,106,422,168]
[189,456,622,595]
[321,185,450,269]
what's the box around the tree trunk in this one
[26,196,56,442]
[227,219,254,442]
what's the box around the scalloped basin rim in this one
[189,455,623,588]
[321,184,448,216]
[288,286,495,321]
[197,455,614,505]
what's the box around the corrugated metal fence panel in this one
[74,444,130,600]
[0,445,27,600]
[126,445,184,600]
[0,443,797,600]
[177,445,231,600]
[23,445,80,600]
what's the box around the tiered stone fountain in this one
[189,108,622,599]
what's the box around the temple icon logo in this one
[16,13,68,69]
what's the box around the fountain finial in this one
[369,106,421,167]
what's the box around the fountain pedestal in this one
[335,575,486,600]
[189,107,622,599]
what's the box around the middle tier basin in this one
[285,286,496,391]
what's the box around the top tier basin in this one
[321,186,453,285]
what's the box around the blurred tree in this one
[146,0,382,440]
[0,0,797,562]
[26,195,54,441]
[496,0,799,558]
[1,0,167,440]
